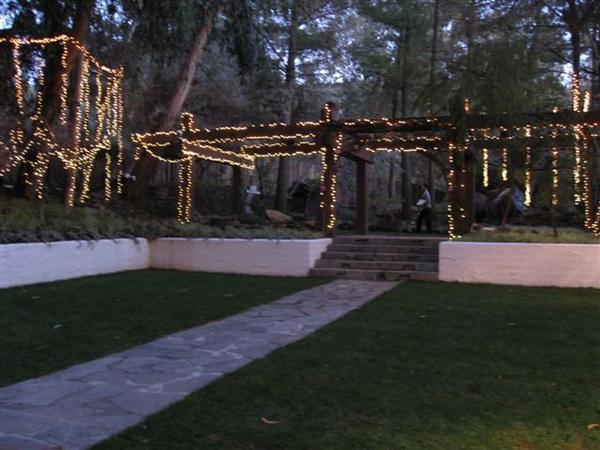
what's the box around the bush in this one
[0,196,322,244]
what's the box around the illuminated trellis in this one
[134,104,600,238]
[0,35,124,204]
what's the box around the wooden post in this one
[356,158,369,234]
[177,114,196,223]
[462,147,475,232]
[318,103,340,236]
[177,158,195,223]
[319,140,339,236]
[231,166,244,215]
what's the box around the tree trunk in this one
[274,1,299,213]
[129,2,224,204]
[63,0,95,206]
[592,24,599,110]
[428,0,439,113]
[399,23,411,219]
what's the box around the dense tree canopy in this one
[0,0,598,228]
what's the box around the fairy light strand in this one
[0,35,124,205]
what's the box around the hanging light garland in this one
[447,142,459,240]
[551,126,559,209]
[0,35,124,205]
[524,125,532,207]
[482,131,489,188]
[501,147,509,182]
[132,99,600,236]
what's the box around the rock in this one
[266,209,292,224]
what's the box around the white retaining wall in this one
[439,242,600,288]
[0,239,151,289]
[151,238,332,277]
[0,238,332,288]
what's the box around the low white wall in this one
[439,242,600,288]
[0,239,150,289]
[151,238,332,277]
[0,238,332,288]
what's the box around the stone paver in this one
[0,279,397,450]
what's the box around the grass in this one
[0,270,325,387]
[463,226,600,244]
[95,281,600,450]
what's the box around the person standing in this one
[416,183,433,233]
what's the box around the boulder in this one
[266,209,293,224]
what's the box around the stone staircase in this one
[309,235,444,281]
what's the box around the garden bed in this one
[463,226,599,244]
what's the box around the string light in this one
[12,42,24,115]
[0,35,124,205]
[571,72,581,112]
[583,92,591,113]
[59,40,69,124]
[524,126,532,207]
[447,142,459,240]
[132,101,599,236]
[482,130,489,187]
[501,147,508,182]
[551,127,559,209]
[573,125,582,205]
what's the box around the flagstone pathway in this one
[0,279,397,450]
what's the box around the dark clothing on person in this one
[417,207,432,233]
[416,188,433,233]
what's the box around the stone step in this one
[315,259,438,272]
[328,244,439,255]
[309,267,439,282]
[333,236,444,247]
[321,251,438,263]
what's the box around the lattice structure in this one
[0,35,124,204]
[134,104,600,238]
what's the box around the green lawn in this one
[0,270,325,387]
[95,281,600,450]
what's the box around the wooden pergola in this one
[132,104,600,237]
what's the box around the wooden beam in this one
[356,159,369,234]
[182,141,254,169]
[182,123,322,142]
[243,142,320,158]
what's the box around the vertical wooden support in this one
[319,140,339,236]
[462,148,475,233]
[356,158,369,234]
[231,166,244,215]
[65,168,77,207]
[177,113,196,224]
[446,141,459,238]
[177,157,195,223]
[318,102,340,236]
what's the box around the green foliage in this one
[0,197,322,243]
[463,226,600,244]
